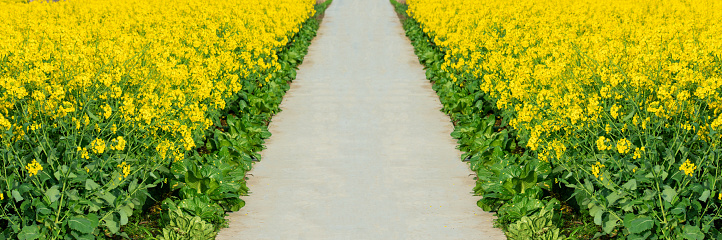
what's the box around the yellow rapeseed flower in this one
[101,104,112,119]
[29,122,40,131]
[117,161,131,179]
[90,138,106,154]
[110,136,126,151]
[679,159,697,177]
[610,105,620,119]
[591,162,605,179]
[77,147,90,159]
[0,114,10,131]
[633,147,645,159]
[596,136,611,151]
[616,138,632,154]
[25,159,43,177]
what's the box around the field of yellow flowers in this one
[0,0,324,238]
[400,0,722,239]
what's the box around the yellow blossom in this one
[610,105,620,119]
[616,138,632,154]
[596,136,611,151]
[0,114,10,131]
[90,138,106,154]
[25,159,43,177]
[77,147,90,159]
[633,147,645,159]
[101,104,112,119]
[110,136,126,151]
[117,161,131,179]
[679,159,697,177]
[591,162,605,179]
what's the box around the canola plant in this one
[0,0,316,238]
[407,0,722,238]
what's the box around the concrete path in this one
[216,0,506,239]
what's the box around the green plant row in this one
[133,2,333,239]
[389,1,600,239]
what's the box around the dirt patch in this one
[390,0,409,23]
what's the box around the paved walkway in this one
[216,0,505,239]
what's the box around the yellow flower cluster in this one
[633,147,646,160]
[680,159,697,177]
[591,162,605,180]
[77,147,90,160]
[616,138,632,154]
[408,0,722,159]
[110,136,126,151]
[90,139,106,155]
[0,0,315,159]
[25,159,43,177]
[117,161,131,179]
[596,136,611,151]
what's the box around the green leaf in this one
[100,191,116,206]
[70,231,95,240]
[628,231,652,240]
[622,179,637,190]
[627,216,654,234]
[606,191,623,207]
[119,205,132,225]
[662,187,677,203]
[69,216,94,234]
[18,225,40,240]
[104,216,120,234]
[589,205,603,225]
[85,179,100,191]
[45,185,61,203]
[682,225,704,240]
[12,189,23,202]
[260,130,272,139]
[520,171,537,193]
[86,108,100,122]
[623,109,636,122]
[698,190,710,202]
[603,218,618,234]
[87,213,100,229]
[594,210,603,225]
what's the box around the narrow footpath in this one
[216,0,506,239]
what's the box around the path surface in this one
[216,0,506,239]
